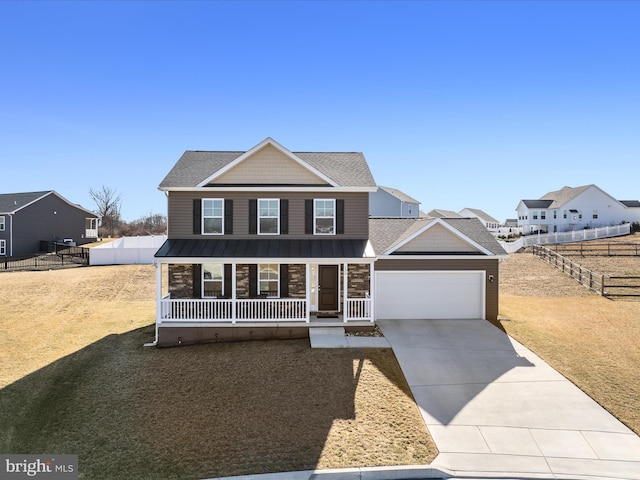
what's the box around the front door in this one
[318,265,339,311]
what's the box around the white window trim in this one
[258,198,280,235]
[314,199,336,236]
[202,263,224,298]
[0,239,5,256]
[0,216,5,231]
[259,263,280,298]
[202,198,224,235]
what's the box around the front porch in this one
[158,293,372,325]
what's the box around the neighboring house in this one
[516,184,640,234]
[369,186,420,217]
[458,208,502,231]
[152,138,507,346]
[426,209,463,219]
[0,191,99,257]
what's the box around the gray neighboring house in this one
[0,191,99,257]
[369,185,421,217]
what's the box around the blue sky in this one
[2,1,639,223]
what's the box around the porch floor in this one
[159,315,374,329]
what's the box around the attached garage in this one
[369,217,507,323]
[375,270,485,320]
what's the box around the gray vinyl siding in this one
[376,257,500,321]
[168,191,369,239]
[9,194,97,257]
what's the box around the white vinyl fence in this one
[89,235,167,265]
[498,224,631,254]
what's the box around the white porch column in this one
[155,262,162,325]
[369,261,375,323]
[305,263,311,323]
[343,262,348,323]
[232,263,237,324]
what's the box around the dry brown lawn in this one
[499,243,640,436]
[0,265,436,479]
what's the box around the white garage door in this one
[376,271,485,320]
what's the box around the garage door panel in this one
[376,271,484,320]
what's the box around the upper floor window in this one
[305,199,344,235]
[0,239,5,256]
[553,210,557,219]
[532,211,538,220]
[193,198,232,235]
[203,199,224,235]
[540,211,546,220]
[258,199,279,235]
[0,216,4,231]
[314,199,335,235]
[593,210,598,219]
[202,263,224,297]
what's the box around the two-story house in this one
[516,184,640,234]
[0,191,99,257]
[152,138,506,346]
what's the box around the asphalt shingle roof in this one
[522,199,554,209]
[0,191,52,213]
[378,186,421,204]
[369,217,506,256]
[159,150,376,189]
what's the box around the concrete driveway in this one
[377,318,640,480]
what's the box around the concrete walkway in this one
[377,318,640,480]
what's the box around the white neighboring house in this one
[458,208,501,232]
[369,186,420,217]
[426,209,463,219]
[516,184,640,234]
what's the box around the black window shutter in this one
[193,264,202,298]
[249,264,257,297]
[280,199,289,234]
[280,264,289,297]
[223,264,232,297]
[336,199,345,234]
[193,199,202,235]
[305,199,313,234]
[249,199,257,234]
[224,199,233,234]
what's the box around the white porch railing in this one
[160,295,307,323]
[160,295,374,323]
[345,298,372,322]
[498,223,632,254]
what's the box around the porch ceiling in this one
[154,238,375,263]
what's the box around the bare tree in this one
[89,185,122,237]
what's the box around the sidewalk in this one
[378,318,640,480]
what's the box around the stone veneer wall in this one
[169,264,194,298]
[288,264,306,298]
[347,264,370,298]
[168,263,370,300]
[236,264,250,298]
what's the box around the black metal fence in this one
[1,244,90,272]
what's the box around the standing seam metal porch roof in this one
[155,238,374,260]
